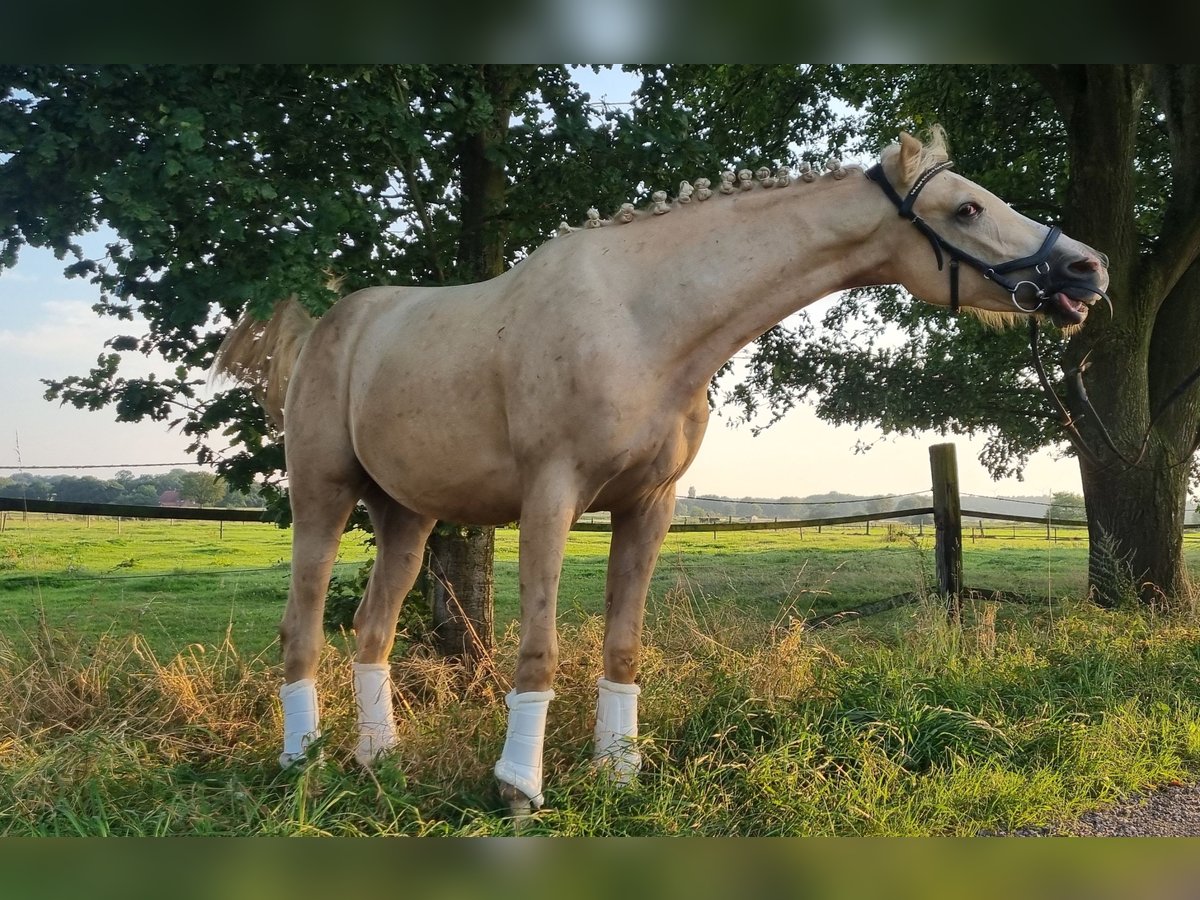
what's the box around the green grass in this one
[0,514,320,573]
[1,592,1198,835]
[1,513,1133,658]
[0,515,371,657]
[3,513,1200,835]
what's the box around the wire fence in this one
[0,507,1093,620]
[2,495,1093,531]
[4,453,1199,643]
[5,443,1200,647]
[7,500,1200,630]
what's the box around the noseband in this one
[865,160,1108,316]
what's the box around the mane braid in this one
[552,157,857,240]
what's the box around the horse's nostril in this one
[1069,255,1101,274]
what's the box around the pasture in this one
[2,513,1200,835]
[0,513,1113,657]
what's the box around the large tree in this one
[687,64,1200,607]
[21,63,1185,619]
[856,65,1200,608]
[0,64,719,651]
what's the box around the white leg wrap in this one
[278,678,320,768]
[593,677,641,784]
[353,662,399,767]
[494,689,555,809]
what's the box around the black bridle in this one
[865,160,1109,316]
[865,157,1178,474]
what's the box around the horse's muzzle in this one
[1047,254,1111,324]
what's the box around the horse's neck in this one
[646,174,889,392]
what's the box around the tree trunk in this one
[426,525,496,661]
[1080,449,1191,608]
[422,66,535,659]
[1046,65,1196,608]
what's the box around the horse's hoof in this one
[279,748,325,771]
[354,735,399,768]
[497,778,541,822]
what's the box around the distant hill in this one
[671,490,1196,525]
[959,493,1060,519]
[676,491,923,521]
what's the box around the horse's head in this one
[872,129,1109,328]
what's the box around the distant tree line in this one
[0,469,261,508]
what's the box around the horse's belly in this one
[351,410,523,524]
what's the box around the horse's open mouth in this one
[1047,290,1092,326]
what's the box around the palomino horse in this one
[214,129,1109,814]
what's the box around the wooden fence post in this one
[929,443,963,620]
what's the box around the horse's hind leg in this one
[277,462,365,768]
[351,488,436,766]
[594,488,676,783]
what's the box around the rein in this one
[1026,316,1107,469]
[1030,312,1200,474]
[865,160,1110,317]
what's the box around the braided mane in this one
[553,157,856,238]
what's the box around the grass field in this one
[2,512,1200,835]
[0,512,1133,657]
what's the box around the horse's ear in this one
[897,131,924,186]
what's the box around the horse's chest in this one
[585,398,709,507]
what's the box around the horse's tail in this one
[212,296,316,429]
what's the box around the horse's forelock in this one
[919,124,950,168]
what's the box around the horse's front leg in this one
[494,469,581,816]
[594,488,676,783]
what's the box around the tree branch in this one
[1142,65,1200,300]
[1024,64,1081,120]
[398,161,447,285]
[388,69,447,285]
[1146,211,1200,301]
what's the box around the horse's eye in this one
[957,201,982,220]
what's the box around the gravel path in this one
[1068,781,1200,836]
[1005,780,1200,836]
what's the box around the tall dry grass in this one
[1,580,1199,835]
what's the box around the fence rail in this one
[2,496,1092,531]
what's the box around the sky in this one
[0,68,1088,501]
